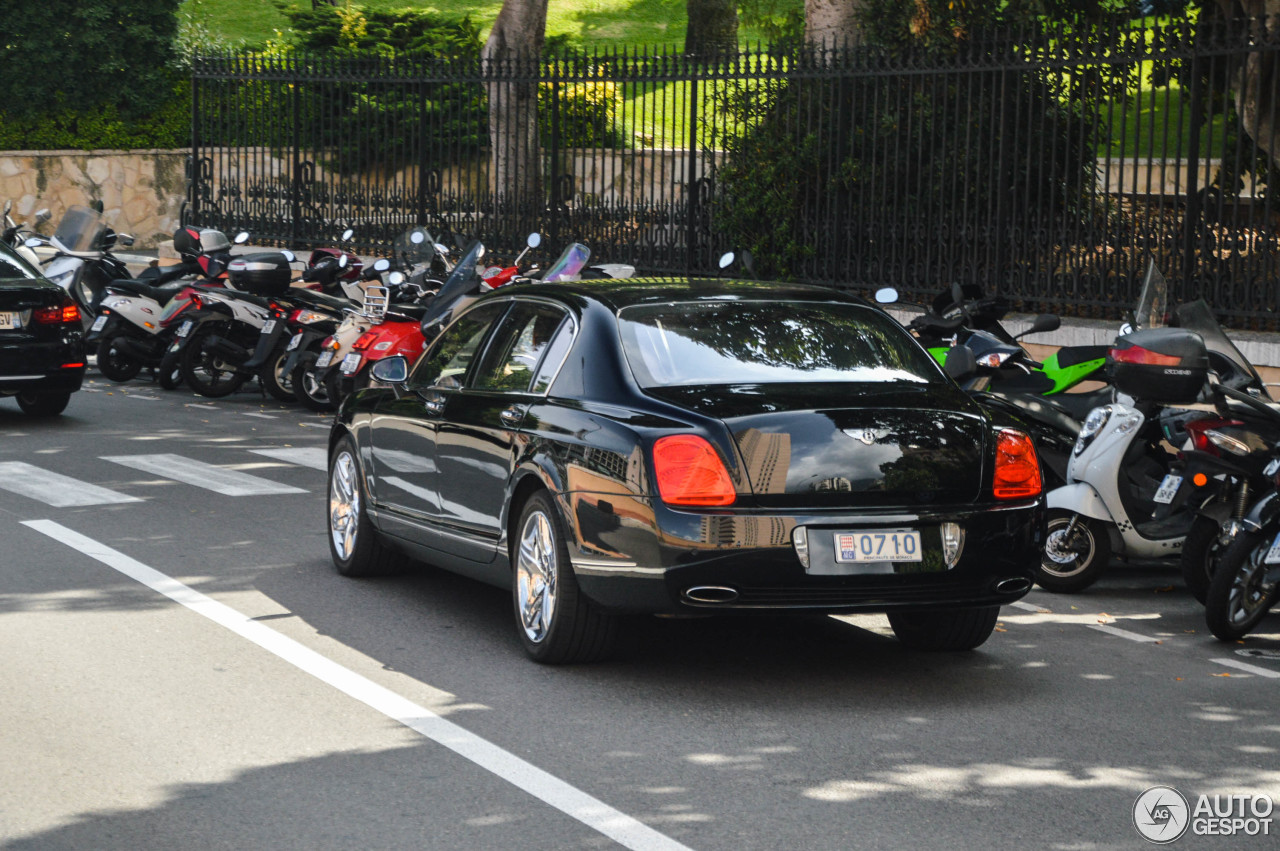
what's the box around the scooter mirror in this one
[2,200,9,215]
[341,228,354,241]
[338,254,349,269]
[874,287,899,305]
[388,271,406,285]
[373,258,390,272]
[718,252,734,270]
[435,243,450,256]
[410,230,426,245]
[118,234,135,247]
[944,345,977,380]
[526,233,542,249]
[234,231,250,244]
[1021,313,1060,337]
[35,209,50,223]
[23,237,41,248]
[282,250,296,263]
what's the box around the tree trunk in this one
[804,0,866,49]
[685,0,739,58]
[483,0,548,207]
[1218,1,1280,167]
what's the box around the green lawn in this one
[182,0,788,50]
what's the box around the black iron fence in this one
[189,15,1280,325]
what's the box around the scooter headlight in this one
[1074,405,1111,456]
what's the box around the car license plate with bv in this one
[0,312,19,331]
[835,530,922,563]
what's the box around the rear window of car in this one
[0,244,41,281]
[617,299,941,388]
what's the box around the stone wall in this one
[0,150,189,248]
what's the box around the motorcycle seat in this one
[106,277,195,306]
[385,303,430,321]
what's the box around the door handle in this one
[500,406,524,426]
[422,398,445,416]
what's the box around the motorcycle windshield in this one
[1133,260,1170,331]
[392,227,438,268]
[542,243,591,283]
[419,241,484,329]
[1175,298,1265,392]
[52,205,110,254]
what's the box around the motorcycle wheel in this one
[96,335,144,382]
[157,346,183,390]
[180,319,249,398]
[259,347,295,403]
[1180,515,1231,605]
[1205,531,1280,641]
[292,350,336,412]
[1035,509,1111,593]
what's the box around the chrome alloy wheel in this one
[329,450,360,561]
[1224,545,1279,630]
[516,509,557,644]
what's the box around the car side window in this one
[409,302,509,390]
[472,303,569,393]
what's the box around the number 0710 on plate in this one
[834,530,922,563]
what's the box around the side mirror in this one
[373,258,390,272]
[341,228,354,241]
[410,230,426,245]
[370,355,409,385]
[526,232,542,249]
[874,287,899,305]
[281,249,296,263]
[2,200,9,215]
[388,271,406,285]
[338,254,349,269]
[434,243,450,255]
[117,234,135,247]
[35,209,51,224]
[718,251,735,270]
[1018,313,1060,338]
[234,231,250,244]
[944,345,977,381]
[23,237,42,248]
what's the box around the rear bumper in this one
[0,337,86,395]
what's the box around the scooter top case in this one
[1109,327,1209,405]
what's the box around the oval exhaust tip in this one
[994,577,1033,595]
[684,585,739,604]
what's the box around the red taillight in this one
[190,293,204,309]
[1184,417,1239,454]
[33,300,80,325]
[652,435,736,506]
[352,331,379,351]
[993,429,1042,500]
[1109,345,1181,366]
[62,362,85,369]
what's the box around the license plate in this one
[177,319,194,338]
[834,530,922,563]
[286,332,303,351]
[1153,474,1182,504]
[0,312,20,330]
[90,314,108,332]
[315,350,334,368]
[261,319,276,334]
[1266,531,1280,565]
[340,352,362,374]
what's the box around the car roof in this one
[508,277,873,312]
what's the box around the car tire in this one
[292,351,336,412]
[16,391,71,417]
[512,491,618,664]
[327,434,402,577]
[96,335,144,383]
[259,348,295,403]
[1205,530,1280,641]
[888,605,1000,651]
[1035,509,1111,593]
[1181,515,1229,604]
[180,319,249,398]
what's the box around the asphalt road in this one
[1,372,1278,850]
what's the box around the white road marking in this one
[299,422,327,429]
[250,447,328,471]
[21,520,691,851]
[0,462,143,507]
[1009,601,1041,612]
[185,403,218,410]
[1211,658,1280,679]
[100,454,305,496]
[242,412,277,420]
[1087,624,1163,644]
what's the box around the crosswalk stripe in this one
[0,462,143,507]
[100,454,306,496]
[249,447,328,471]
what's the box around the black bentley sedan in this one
[0,241,86,416]
[328,279,1045,663]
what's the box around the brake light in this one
[652,435,735,506]
[33,300,81,325]
[993,429,1041,500]
[1109,345,1181,366]
[1184,417,1239,454]
[352,331,379,351]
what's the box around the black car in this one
[327,279,1045,663]
[0,241,86,415]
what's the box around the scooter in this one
[2,201,50,267]
[1038,266,1272,593]
[36,204,136,327]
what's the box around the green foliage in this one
[541,77,625,149]
[0,76,191,151]
[0,0,181,121]
[282,4,483,58]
